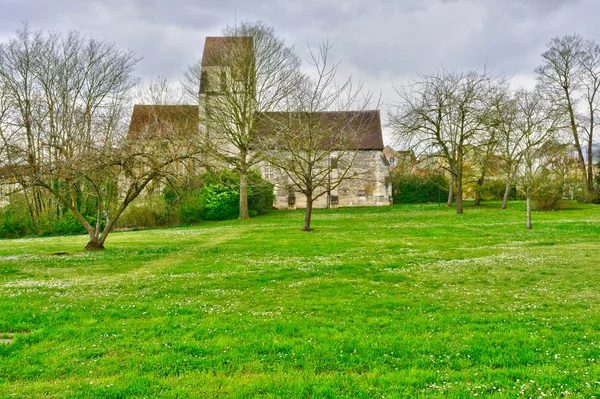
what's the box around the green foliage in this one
[177,190,204,224]
[163,170,274,223]
[479,180,516,201]
[46,212,89,236]
[0,201,92,238]
[391,172,448,204]
[593,162,600,204]
[118,204,164,229]
[0,205,32,238]
[1,202,600,397]
[0,170,274,237]
[199,183,240,220]
[533,172,564,211]
[247,172,276,216]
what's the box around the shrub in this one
[199,184,240,220]
[0,206,32,238]
[178,190,204,224]
[391,173,448,204]
[118,205,163,229]
[163,170,274,223]
[533,178,563,211]
[479,180,516,201]
[247,172,275,215]
[48,212,89,236]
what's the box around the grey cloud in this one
[2,0,600,110]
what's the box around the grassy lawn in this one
[1,201,600,398]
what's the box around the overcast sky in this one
[1,0,598,142]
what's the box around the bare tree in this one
[492,92,523,209]
[389,69,504,214]
[262,43,378,231]
[536,34,600,197]
[137,76,183,105]
[470,121,501,206]
[580,39,600,193]
[186,21,303,219]
[0,26,202,249]
[511,89,560,229]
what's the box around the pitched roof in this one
[127,105,199,139]
[201,36,253,67]
[257,110,384,151]
[383,145,416,161]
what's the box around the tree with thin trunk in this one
[185,21,303,219]
[512,89,560,229]
[490,90,521,209]
[445,174,454,207]
[536,34,600,198]
[262,42,377,231]
[470,121,501,206]
[0,26,202,249]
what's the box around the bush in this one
[391,173,448,204]
[118,205,164,229]
[479,180,516,201]
[48,212,89,236]
[163,170,274,223]
[0,206,32,238]
[0,202,96,238]
[533,178,563,211]
[199,184,240,220]
[178,190,204,224]
[247,172,275,215]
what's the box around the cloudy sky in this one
[1,0,598,141]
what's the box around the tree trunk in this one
[502,181,510,210]
[474,176,484,206]
[303,196,313,231]
[587,136,595,194]
[447,174,454,207]
[85,235,105,250]
[455,172,463,214]
[567,101,590,199]
[239,167,250,220]
[526,196,532,230]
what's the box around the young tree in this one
[512,89,560,229]
[262,43,378,231]
[490,90,521,209]
[0,26,201,249]
[536,34,600,197]
[470,123,501,206]
[185,21,303,219]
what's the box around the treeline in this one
[0,171,273,239]
[389,34,600,227]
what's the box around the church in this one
[129,36,392,210]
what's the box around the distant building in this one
[383,146,417,173]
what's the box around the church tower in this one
[199,36,255,140]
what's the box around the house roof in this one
[127,105,199,139]
[201,36,253,67]
[127,105,384,151]
[383,145,416,161]
[257,110,384,151]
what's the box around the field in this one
[1,201,600,398]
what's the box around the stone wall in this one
[263,150,392,210]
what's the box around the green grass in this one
[1,201,599,398]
